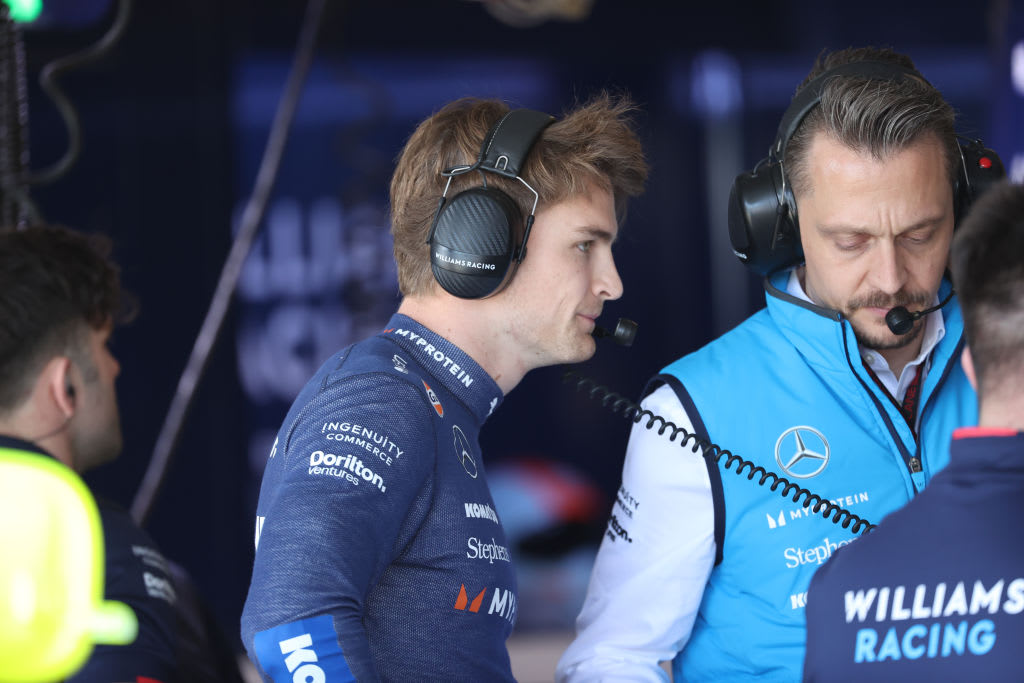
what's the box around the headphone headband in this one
[476,109,556,178]
[773,61,926,160]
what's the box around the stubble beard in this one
[846,289,931,352]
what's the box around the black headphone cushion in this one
[954,140,1007,225]
[728,163,803,276]
[430,187,522,299]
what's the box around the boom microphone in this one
[593,318,637,347]
[885,291,955,335]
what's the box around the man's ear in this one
[961,345,977,392]
[41,356,76,418]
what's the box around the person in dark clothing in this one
[803,181,1024,682]
[241,93,649,681]
[0,225,242,683]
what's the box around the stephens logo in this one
[466,537,511,564]
[453,425,477,478]
[783,536,852,569]
[423,380,444,418]
[308,450,387,493]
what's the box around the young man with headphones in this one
[558,47,1005,681]
[241,94,648,681]
[0,226,240,682]
[802,181,1024,681]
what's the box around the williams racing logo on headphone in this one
[774,426,831,479]
[422,380,444,418]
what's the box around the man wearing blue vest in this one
[241,94,649,681]
[803,181,1024,681]
[558,47,1005,681]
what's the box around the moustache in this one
[848,291,932,311]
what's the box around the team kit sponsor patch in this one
[842,578,1024,663]
[307,450,387,493]
[253,615,354,682]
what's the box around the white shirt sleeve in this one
[555,384,716,682]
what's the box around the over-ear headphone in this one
[728,61,1007,276]
[427,108,555,299]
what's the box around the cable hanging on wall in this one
[130,0,329,526]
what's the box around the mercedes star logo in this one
[453,425,478,478]
[774,425,830,479]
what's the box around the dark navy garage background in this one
[17,0,1024,672]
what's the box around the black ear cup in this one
[728,60,1006,277]
[728,161,800,276]
[430,187,522,299]
[427,108,555,299]
[954,139,1006,224]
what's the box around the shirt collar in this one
[379,313,504,424]
[785,269,947,375]
[0,434,53,459]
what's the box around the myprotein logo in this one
[308,450,387,493]
[453,584,517,623]
[775,425,830,479]
[385,328,474,387]
[767,491,870,530]
[453,425,477,478]
[423,380,444,418]
[278,633,325,682]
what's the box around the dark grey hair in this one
[785,47,959,199]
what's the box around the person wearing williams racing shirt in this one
[557,47,999,682]
[804,182,1024,682]
[240,93,648,681]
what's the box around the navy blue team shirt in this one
[241,314,518,682]
[804,429,1024,682]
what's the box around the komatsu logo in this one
[278,632,326,682]
[465,502,499,524]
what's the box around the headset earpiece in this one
[428,108,555,299]
[954,138,1006,225]
[728,61,1006,276]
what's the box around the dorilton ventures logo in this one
[775,425,830,479]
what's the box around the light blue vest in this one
[659,271,976,681]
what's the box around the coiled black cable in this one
[562,369,875,535]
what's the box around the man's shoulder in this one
[660,307,781,375]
